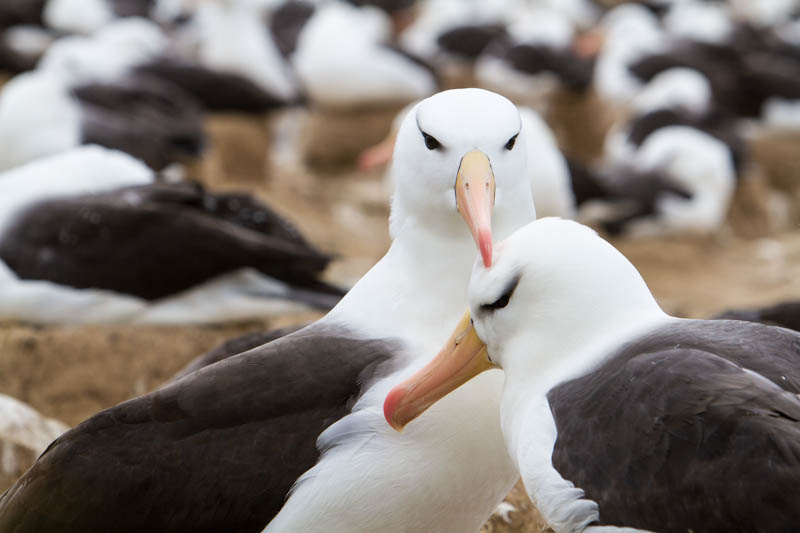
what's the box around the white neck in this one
[328,200,533,354]
[326,216,478,353]
[499,301,671,458]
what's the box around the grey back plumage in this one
[0,323,401,533]
[548,319,800,533]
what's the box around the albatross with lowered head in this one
[387,217,800,533]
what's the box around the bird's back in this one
[548,319,800,533]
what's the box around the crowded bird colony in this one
[0,1,799,532]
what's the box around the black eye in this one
[422,131,442,150]
[480,274,521,312]
[504,133,518,151]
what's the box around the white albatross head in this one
[384,218,668,430]
[389,88,535,267]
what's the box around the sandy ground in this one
[1,103,799,532]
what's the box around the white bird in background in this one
[0,25,57,73]
[593,3,669,105]
[189,0,300,101]
[0,395,68,479]
[43,0,162,34]
[518,107,575,219]
[0,147,343,325]
[0,146,154,323]
[662,1,734,46]
[0,145,154,230]
[0,70,82,171]
[626,125,735,236]
[579,125,736,237]
[38,17,170,83]
[604,67,714,165]
[0,18,203,171]
[293,1,436,107]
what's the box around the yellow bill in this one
[455,150,496,267]
[384,311,495,431]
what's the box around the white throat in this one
[327,216,486,353]
[499,301,671,460]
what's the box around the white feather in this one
[631,126,735,235]
[0,394,68,475]
[43,0,114,34]
[0,145,153,232]
[519,107,575,218]
[194,1,298,99]
[663,2,733,45]
[632,67,712,115]
[0,72,81,171]
[293,2,435,107]
[762,97,800,129]
[2,25,55,56]
[594,4,669,104]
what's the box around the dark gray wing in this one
[108,0,154,18]
[73,75,206,170]
[0,32,42,73]
[715,301,800,334]
[134,60,293,111]
[626,108,746,173]
[269,1,316,58]
[0,0,45,28]
[643,319,800,392]
[346,0,415,13]
[380,44,438,81]
[435,23,508,59]
[566,157,608,207]
[601,167,693,237]
[628,42,753,117]
[0,324,401,533]
[504,43,594,91]
[0,182,344,302]
[169,324,307,382]
[549,320,800,533]
[570,161,693,236]
[741,51,800,102]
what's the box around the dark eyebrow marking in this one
[505,132,519,150]
[480,273,522,312]
[416,113,443,150]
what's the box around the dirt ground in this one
[1,103,799,532]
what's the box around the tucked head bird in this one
[0,19,206,171]
[386,217,800,533]
[292,1,437,108]
[0,88,535,533]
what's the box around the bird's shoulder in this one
[0,323,401,532]
[547,319,800,531]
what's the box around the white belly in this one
[265,369,517,532]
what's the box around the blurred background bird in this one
[1,0,800,531]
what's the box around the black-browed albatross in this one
[0,180,341,304]
[0,146,341,324]
[0,88,535,532]
[387,217,800,533]
[0,18,206,172]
